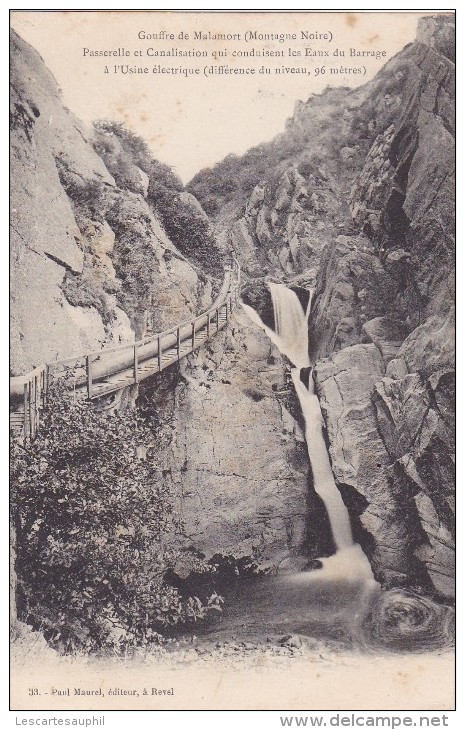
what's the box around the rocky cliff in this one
[10,30,216,376]
[155,310,310,567]
[135,305,336,574]
[311,16,454,599]
[189,15,455,599]
[11,28,314,576]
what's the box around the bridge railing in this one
[9,364,48,441]
[10,257,241,440]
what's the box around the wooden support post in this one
[29,377,34,440]
[158,336,162,371]
[133,344,139,383]
[216,308,219,331]
[33,374,39,438]
[40,369,45,409]
[29,378,34,440]
[86,355,93,399]
[176,327,181,358]
[44,364,50,406]
[23,383,28,441]
[28,381,33,441]
[191,321,196,349]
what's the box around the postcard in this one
[9,9,455,712]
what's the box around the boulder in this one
[156,308,311,568]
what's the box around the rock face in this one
[10,30,210,375]
[189,84,369,283]
[225,126,354,281]
[310,17,455,598]
[148,308,314,569]
[10,32,118,373]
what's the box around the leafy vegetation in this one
[55,162,107,230]
[93,121,222,275]
[147,184,221,274]
[60,270,117,326]
[94,120,183,191]
[10,381,222,653]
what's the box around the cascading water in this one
[290,369,353,552]
[268,282,355,553]
[267,282,311,369]
[244,282,370,573]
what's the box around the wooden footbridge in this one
[10,258,241,441]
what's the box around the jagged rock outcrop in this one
[10,30,211,375]
[314,344,430,588]
[189,83,374,283]
[226,151,348,281]
[310,16,455,598]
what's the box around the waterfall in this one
[290,369,353,551]
[267,283,311,369]
[266,285,354,551]
[242,283,357,556]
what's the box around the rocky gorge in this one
[189,14,455,600]
[10,12,455,658]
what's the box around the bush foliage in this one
[10,382,221,653]
[93,121,222,275]
[60,271,117,326]
[94,120,183,191]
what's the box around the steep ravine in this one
[10,10,454,636]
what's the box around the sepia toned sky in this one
[11,10,430,182]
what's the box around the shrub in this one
[55,162,106,230]
[147,185,222,276]
[200,195,220,216]
[10,381,221,653]
[94,120,223,277]
[60,271,116,326]
[93,120,183,191]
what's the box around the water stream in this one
[244,283,367,566]
[193,283,454,653]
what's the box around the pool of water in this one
[195,550,454,654]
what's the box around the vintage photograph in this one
[9,10,455,711]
